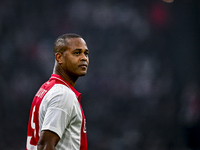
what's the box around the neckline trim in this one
[50,74,81,100]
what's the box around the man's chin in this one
[78,71,87,77]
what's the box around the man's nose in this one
[80,53,88,60]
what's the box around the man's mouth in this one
[79,63,88,68]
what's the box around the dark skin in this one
[37,130,60,150]
[37,37,89,150]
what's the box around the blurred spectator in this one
[180,82,200,150]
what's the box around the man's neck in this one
[53,65,78,87]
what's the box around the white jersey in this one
[26,74,87,150]
[39,84,82,150]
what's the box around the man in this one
[26,33,89,150]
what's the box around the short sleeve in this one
[40,84,77,138]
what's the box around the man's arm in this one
[37,130,60,150]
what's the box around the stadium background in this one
[0,0,200,149]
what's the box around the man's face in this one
[61,38,89,77]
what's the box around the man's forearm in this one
[37,143,55,150]
[37,130,60,150]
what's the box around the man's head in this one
[54,34,82,55]
[54,33,89,79]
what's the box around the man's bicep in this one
[37,130,60,150]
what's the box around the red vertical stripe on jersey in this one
[26,80,55,149]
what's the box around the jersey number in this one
[27,106,37,150]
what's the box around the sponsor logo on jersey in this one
[35,88,47,98]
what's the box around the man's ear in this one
[55,53,63,64]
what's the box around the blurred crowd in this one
[0,0,200,149]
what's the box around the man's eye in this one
[85,52,89,56]
[74,52,80,55]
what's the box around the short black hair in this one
[54,33,82,54]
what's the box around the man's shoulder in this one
[46,83,77,101]
[52,83,75,94]
[41,83,77,110]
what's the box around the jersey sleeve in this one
[40,84,77,138]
